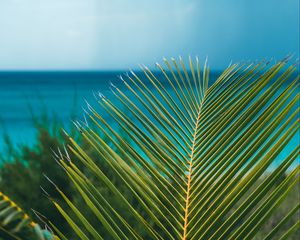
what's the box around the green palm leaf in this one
[0,191,57,240]
[51,57,299,239]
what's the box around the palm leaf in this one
[51,57,299,239]
[0,191,57,240]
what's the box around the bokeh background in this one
[0,0,299,71]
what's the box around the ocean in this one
[0,71,126,149]
[0,71,298,168]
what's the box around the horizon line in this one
[0,68,225,73]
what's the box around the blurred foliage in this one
[0,116,76,237]
[0,113,151,239]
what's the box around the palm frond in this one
[0,191,57,240]
[51,57,299,239]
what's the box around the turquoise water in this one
[0,71,124,148]
[0,71,183,149]
[0,71,298,168]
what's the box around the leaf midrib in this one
[182,98,205,240]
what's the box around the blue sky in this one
[0,0,299,70]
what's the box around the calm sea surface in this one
[0,71,298,167]
[0,71,126,149]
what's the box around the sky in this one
[0,0,299,70]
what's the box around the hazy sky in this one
[0,0,299,70]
